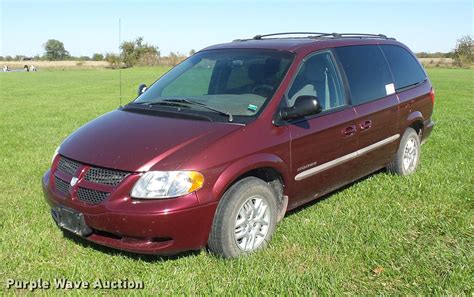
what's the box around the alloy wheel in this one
[403,136,419,173]
[234,196,270,251]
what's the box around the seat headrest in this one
[248,64,266,82]
[303,58,327,82]
[264,58,280,78]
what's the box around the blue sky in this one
[1,0,472,57]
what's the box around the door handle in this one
[342,125,356,137]
[359,120,372,130]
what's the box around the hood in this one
[59,109,242,172]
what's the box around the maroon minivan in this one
[43,33,435,258]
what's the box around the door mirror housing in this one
[279,95,322,121]
[137,84,148,96]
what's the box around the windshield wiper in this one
[162,99,234,122]
[395,79,427,91]
[134,101,189,108]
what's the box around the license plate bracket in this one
[51,206,92,236]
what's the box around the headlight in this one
[131,171,204,199]
[51,146,60,164]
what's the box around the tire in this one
[208,177,278,258]
[387,127,421,176]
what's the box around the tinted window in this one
[335,45,393,105]
[381,45,426,90]
[287,51,345,111]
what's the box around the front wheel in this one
[208,177,278,258]
[387,128,421,175]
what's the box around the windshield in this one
[132,49,294,123]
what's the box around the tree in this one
[92,53,104,61]
[453,35,473,68]
[445,52,454,59]
[189,49,196,56]
[120,40,139,67]
[416,52,452,58]
[43,39,69,60]
[168,52,179,66]
[105,53,121,68]
[120,37,159,67]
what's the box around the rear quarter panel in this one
[397,80,433,135]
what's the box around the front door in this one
[285,51,360,208]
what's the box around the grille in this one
[55,176,70,195]
[77,187,109,205]
[85,167,129,186]
[57,156,80,175]
[54,156,129,205]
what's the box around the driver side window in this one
[287,51,345,111]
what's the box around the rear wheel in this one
[387,127,421,175]
[208,177,277,258]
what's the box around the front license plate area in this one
[51,207,92,236]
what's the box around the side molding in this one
[295,134,400,181]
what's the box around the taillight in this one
[429,88,435,105]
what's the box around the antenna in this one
[118,18,122,107]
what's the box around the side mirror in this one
[137,84,148,96]
[279,95,322,121]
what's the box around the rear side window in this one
[380,45,426,90]
[335,45,393,105]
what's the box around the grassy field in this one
[0,67,472,295]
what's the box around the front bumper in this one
[42,170,217,255]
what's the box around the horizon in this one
[1,0,473,57]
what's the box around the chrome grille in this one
[54,156,131,205]
[55,176,70,195]
[77,187,109,205]
[57,156,80,175]
[85,167,129,186]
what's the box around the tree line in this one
[0,39,106,62]
[0,38,192,67]
[1,36,472,68]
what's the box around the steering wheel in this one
[251,84,274,97]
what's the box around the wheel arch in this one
[211,154,289,221]
[405,111,424,138]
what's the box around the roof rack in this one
[252,32,332,39]
[331,33,391,39]
[246,32,394,41]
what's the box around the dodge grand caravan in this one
[43,32,435,258]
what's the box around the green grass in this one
[0,67,473,295]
